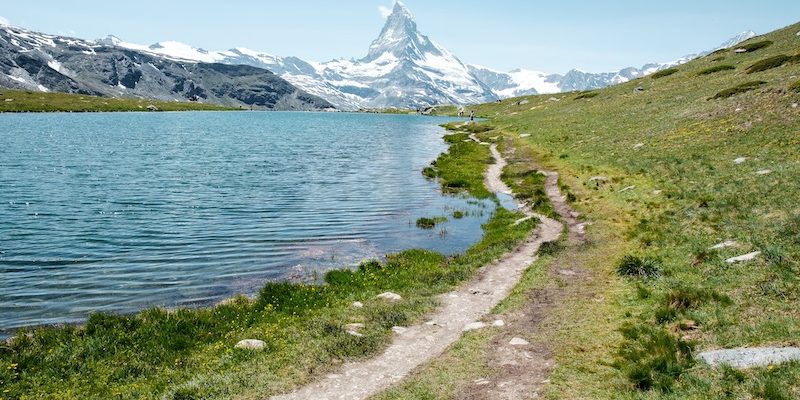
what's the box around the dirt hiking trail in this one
[272,134,574,400]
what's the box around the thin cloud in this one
[378,5,392,18]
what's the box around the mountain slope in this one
[0,26,333,110]
[476,30,757,97]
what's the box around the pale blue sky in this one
[1,1,798,73]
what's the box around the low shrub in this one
[737,40,773,53]
[746,55,791,74]
[538,240,565,257]
[711,81,767,99]
[697,65,735,75]
[615,324,695,391]
[652,68,679,79]
[452,210,465,219]
[575,91,599,100]
[616,255,662,279]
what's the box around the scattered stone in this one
[519,133,531,138]
[391,326,408,334]
[726,251,761,264]
[618,185,636,193]
[345,323,365,331]
[352,301,364,309]
[797,31,800,36]
[146,104,159,112]
[4,98,13,102]
[711,240,739,250]
[471,289,490,295]
[548,97,559,102]
[235,339,266,351]
[734,48,747,53]
[558,269,577,277]
[346,330,364,338]
[792,103,798,109]
[734,157,747,164]
[588,176,608,183]
[735,107,743,112]
[474,378,491,386]
[653,190,664,195]
[424,320,442,327]
[756,169,772,175]
[513,216,534,226]
[698,347,800,369]
[634,143,645,149]
[376,292,402,302]
[492,320,505,327]
[633,86,644,93]
[519,99,530,105]
[509,337,530,346]
[463,322,487,332]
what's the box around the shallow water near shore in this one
[0,111,490,334]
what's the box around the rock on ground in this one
[698,347,800,368]
[726,251,761,263]
[463,322,487,332]
[375,292,402,302]
[235,339,266,351]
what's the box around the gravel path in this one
[271,136,564,400]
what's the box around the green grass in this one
[697,64,736,75]
[0,123,536,399]
[616,255,662,279]
[383,21,800,399]
[711,80,767,99]
[0,90,235,112]
[746,55,792,74]
[651,68,679,79]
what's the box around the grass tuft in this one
[416,217,447,229]
[615,324,695,392]
[616,255,662,279]
[790,79,800,93]
[575,91,600,100]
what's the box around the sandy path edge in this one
[271,136,564,400]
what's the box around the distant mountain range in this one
[0,2,756,110]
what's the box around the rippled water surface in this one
[0,111,491,333]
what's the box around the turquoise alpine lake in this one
[0,111,492,335]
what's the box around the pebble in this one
[345,323,365,331]
[375,292,402,302]
[634,143,644,149]
[346,330,364,338]
[352,301,364,309]
[698,347,800,369]
[509,337,530,346]
[492,320,505,327]
[463,322,487,332]
[618,185,636,193]
[726,251,761,264]
[734,157,747,164]
[756,169,772,175]
[520,133,531,138]
[235,339,266,351]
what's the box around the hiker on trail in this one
[470,110,475,122]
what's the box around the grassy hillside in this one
[381,23,800,399]
[0,90,235,112]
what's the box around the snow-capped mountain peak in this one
[364,1,440,62]
[714,30,757,51]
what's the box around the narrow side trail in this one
[272,135,563,400]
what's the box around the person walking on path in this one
[470,110,475,122]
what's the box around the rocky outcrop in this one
[0,25,333,110]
